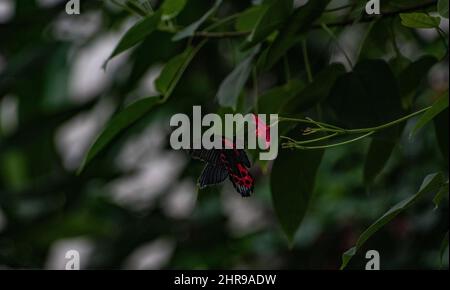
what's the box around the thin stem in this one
[343,106,431,134]
[282,132,340,145]
[283,131,375,150]
[278,117,344,131]
[189,1,437,39]
[279,106,432,136]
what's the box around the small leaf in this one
[271,126,324,243]
[400,12,441,29]
[438,0,449,18]
[78,97,160,173]
[411,91,449,137]
[234,5,266,32]
[341,172,446,269]
[242,0,293,49]
[172,0,223,41]
[104,11,162,68]
[161,0,187,21]
[216,47,259,110]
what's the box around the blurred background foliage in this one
[0,0,448,269]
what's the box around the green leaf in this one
[440,232,449,267]
[411,91,449,137]
[260,0,331,71]
[438,0,449,18]
[433,182,449,209]
[234,5,266,32]
[242,0,293,49]
[270,126,324,243]
[434,107,449,166]
[281,63,346,114]
[161,0,187,21]
[400,12,441,29]
[155,42,205,101]
[341,172,446,269]
[364,126,403,186]
[398,55,437,108]
[172,0,222,41]
[327,60,403,128]
[78,97,160,173]
[216,47,259,110]
[104,11,162,68]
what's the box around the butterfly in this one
[189,138,255,197]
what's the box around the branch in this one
[192,0,438,39]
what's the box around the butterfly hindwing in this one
[219,150,254,197]
[198,163,229,188]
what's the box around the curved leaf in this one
[271,126,324,243]
[216,47,259,110]
[364,126,403,186]
[341,172,446,269]
[400,13,441,29]
[411,91,449,137]
[78,97,160,173]
[104,11,162,68]
[155,42,205,101]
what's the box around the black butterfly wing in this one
[220,150,254,197]
[198,163,229,188]
[236,149,251,168]
[188,149,222,165]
